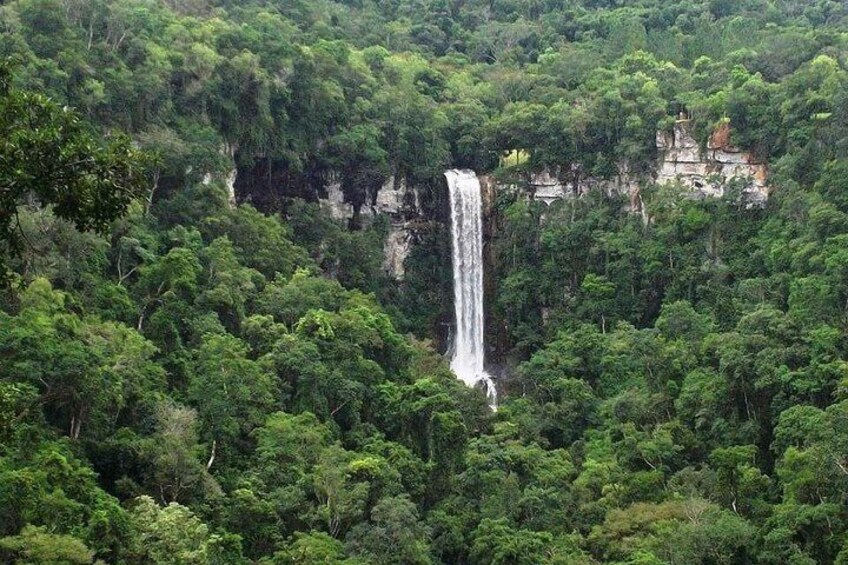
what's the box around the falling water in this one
[445,169,497,408]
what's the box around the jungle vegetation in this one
[3,0,848,563]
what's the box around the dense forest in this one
[3,0,848,563]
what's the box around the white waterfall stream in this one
[445,169,497,407]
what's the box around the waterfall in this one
[444,169,497,407]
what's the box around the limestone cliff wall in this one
[321,176,423,280]
[656,120,768,203]
[314,121,769,279]
[203,143,238,208]
[525,120,768,212]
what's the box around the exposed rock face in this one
[521,120,768,212]
[519,168,649,224]
[322,180,353,221]
[231,155,428,280]
[319,176,422,280]
[383,229,411,279]
[371,177,422,280]
[224,168,238,207]
[527,169,642,203]
[223,144,238,208]
[656,120,768,203]
[263,121,768,280]
[199,144,238,208]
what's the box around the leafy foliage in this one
[4,0,848,563]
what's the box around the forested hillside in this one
[3,0,848,563]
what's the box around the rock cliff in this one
[524,120,768,212]
[237,121,768,281]
[321,176,423,280]
[656,120,768,203]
